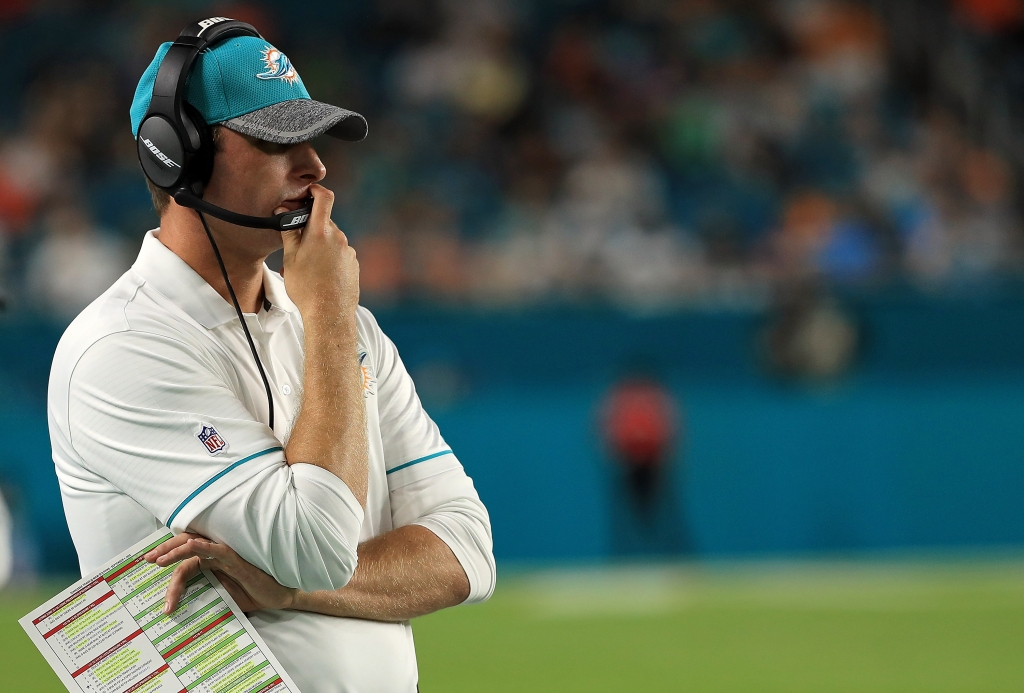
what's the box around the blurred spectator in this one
[24,200,129,320]
[762,282,860,379]
[954,0,1024,34]
[600,371,688,556]
[785,0,887,100]
[394,7,528,122]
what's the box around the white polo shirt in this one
[48,230,495,693]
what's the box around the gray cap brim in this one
[221,99,368,144]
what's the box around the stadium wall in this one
[4,291,1024,571]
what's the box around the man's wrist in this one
[289,590,311,612]
[302,311,359,348]
[289,588,355,616]
[301,306,358,332]
[281,586,300,610]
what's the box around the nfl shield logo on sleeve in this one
[196,424,228,456]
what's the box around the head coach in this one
[47,18,495,692]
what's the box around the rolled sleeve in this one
[190,463,363,592]
[397,468,496,604]
[388,458,495,603]
[365,308,496,603]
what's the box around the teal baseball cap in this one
[130,35,367,144]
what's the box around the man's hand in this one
[278,183,360,321]
[144,533,296,615]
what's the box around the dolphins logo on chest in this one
[359,352,377,398]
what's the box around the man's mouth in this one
[277,192,311,212]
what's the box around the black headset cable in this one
[197,210,276,431]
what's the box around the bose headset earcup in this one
[137,114,187,189]
[136,105,212,193]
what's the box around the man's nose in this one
[291,142,327,183]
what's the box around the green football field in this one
[3,558,1023,692]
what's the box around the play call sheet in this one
[20,529,301,693]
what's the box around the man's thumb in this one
[277,206,302,257]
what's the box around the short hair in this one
[146,177,172,216]
[145,125,224,216]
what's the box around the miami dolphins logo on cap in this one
[257,45,299,85]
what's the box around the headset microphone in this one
[172,188,313,231]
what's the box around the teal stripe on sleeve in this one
[386,449,453,475]
[166,447,283,526]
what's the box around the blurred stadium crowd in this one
[2,0,1024,317]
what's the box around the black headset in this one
[136,17,313,231]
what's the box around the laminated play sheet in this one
[20,528,301,693]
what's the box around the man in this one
[47,30,495,692]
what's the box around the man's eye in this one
[248,136,289,155]
[258,142,289,155]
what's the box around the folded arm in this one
[294,463,495,621]
[294,524,468,622]
[157,464,495,621]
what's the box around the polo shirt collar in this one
[262,264,298,316]
[133,230,296,330]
